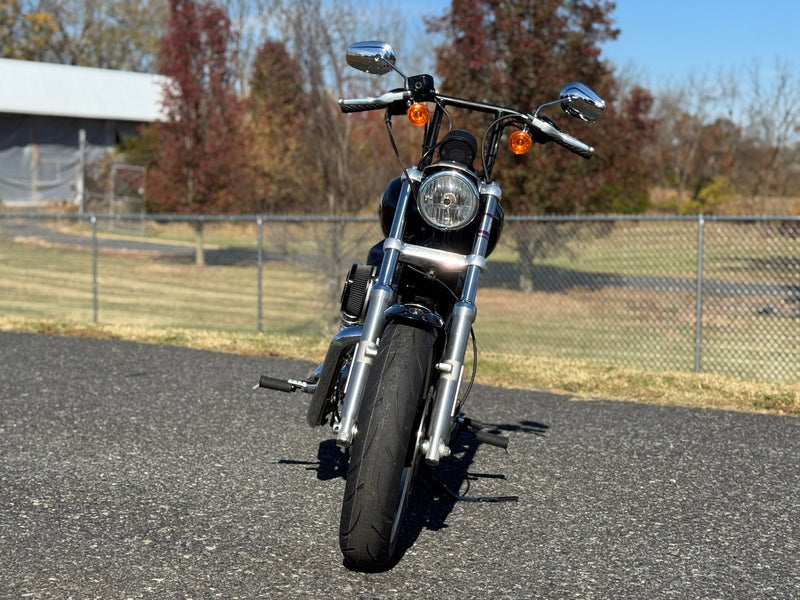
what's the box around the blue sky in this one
[602,0,800,85]
[405,0,800,88]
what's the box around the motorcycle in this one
[257,41,605,570]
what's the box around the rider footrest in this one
[459,416,509,450]
[254,376,315,394]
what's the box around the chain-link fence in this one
[1,212,797,383]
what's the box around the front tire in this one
[339,322,436,570]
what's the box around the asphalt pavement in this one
[1,331,798,599]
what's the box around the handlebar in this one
[338,89,594,159]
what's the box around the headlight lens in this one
[416,171,480,231]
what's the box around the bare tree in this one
[264,0,409,215]
[251,0,417,311]
[653,70,728,204]
[221,0,274,92]
[738,59,800,211]
[653,59,800,213]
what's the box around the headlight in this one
[416,171,480,231]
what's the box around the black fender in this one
[385,303,445,330]
[307,305,443,428]
[306,326,361,427]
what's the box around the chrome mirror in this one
[346,41,397,76]
[560,82,606,123]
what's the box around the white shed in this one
[0,59,167,207]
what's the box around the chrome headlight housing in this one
[416,170,480,231]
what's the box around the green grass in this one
[0,239,332,334]
[61,218,382,260]
[474,284,798,382]
[1,222,797,415]
[499,219,797,281]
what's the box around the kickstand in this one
[425,472,519,503]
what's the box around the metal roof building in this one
[0,58,167,122]
[0,59,167,207]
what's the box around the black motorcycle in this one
[258,40,605,570]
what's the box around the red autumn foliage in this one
[428,0,656,215]
[146,0,252,214]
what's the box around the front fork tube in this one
[424,187,500,465]
[335,173,417,447]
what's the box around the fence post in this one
[256,216,263,334]
[91,215,98,324]
[78,129,86,214]
[694,214,705,373]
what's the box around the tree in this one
[652,71,735,207]
[736,60,800,211]
[275,0,371,215]
[428,0,656,288]
[0,1,58,61]
[255,0,416,317]
[247,39,315,213]
[265,0,417,217]
[145,0,252,265]
[0,0,166,71]
[222,0,274,93]
[651,61,800,214]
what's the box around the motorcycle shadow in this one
[312,434,487,571]
[280,420,547,570]
[276,439,349,481]
[397,419,549,566]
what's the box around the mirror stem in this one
[532,98,562,118]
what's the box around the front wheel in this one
[339,322,437,570]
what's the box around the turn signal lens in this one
[407,102,430,127]
[509,129,533,155]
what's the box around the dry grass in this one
[648,188,800,216]
[479,352,799,415]
[1,316,797,417]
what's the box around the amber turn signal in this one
[509,129,533,155]
[407,102,430,127]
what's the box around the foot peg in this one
[254,376,316,394]
[458,416,509,450]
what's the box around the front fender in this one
[306,326,361,427]
[385,303,445,330]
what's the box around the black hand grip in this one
[258,375,296,392]
[338,91,408,114]
[340,102,382,114]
